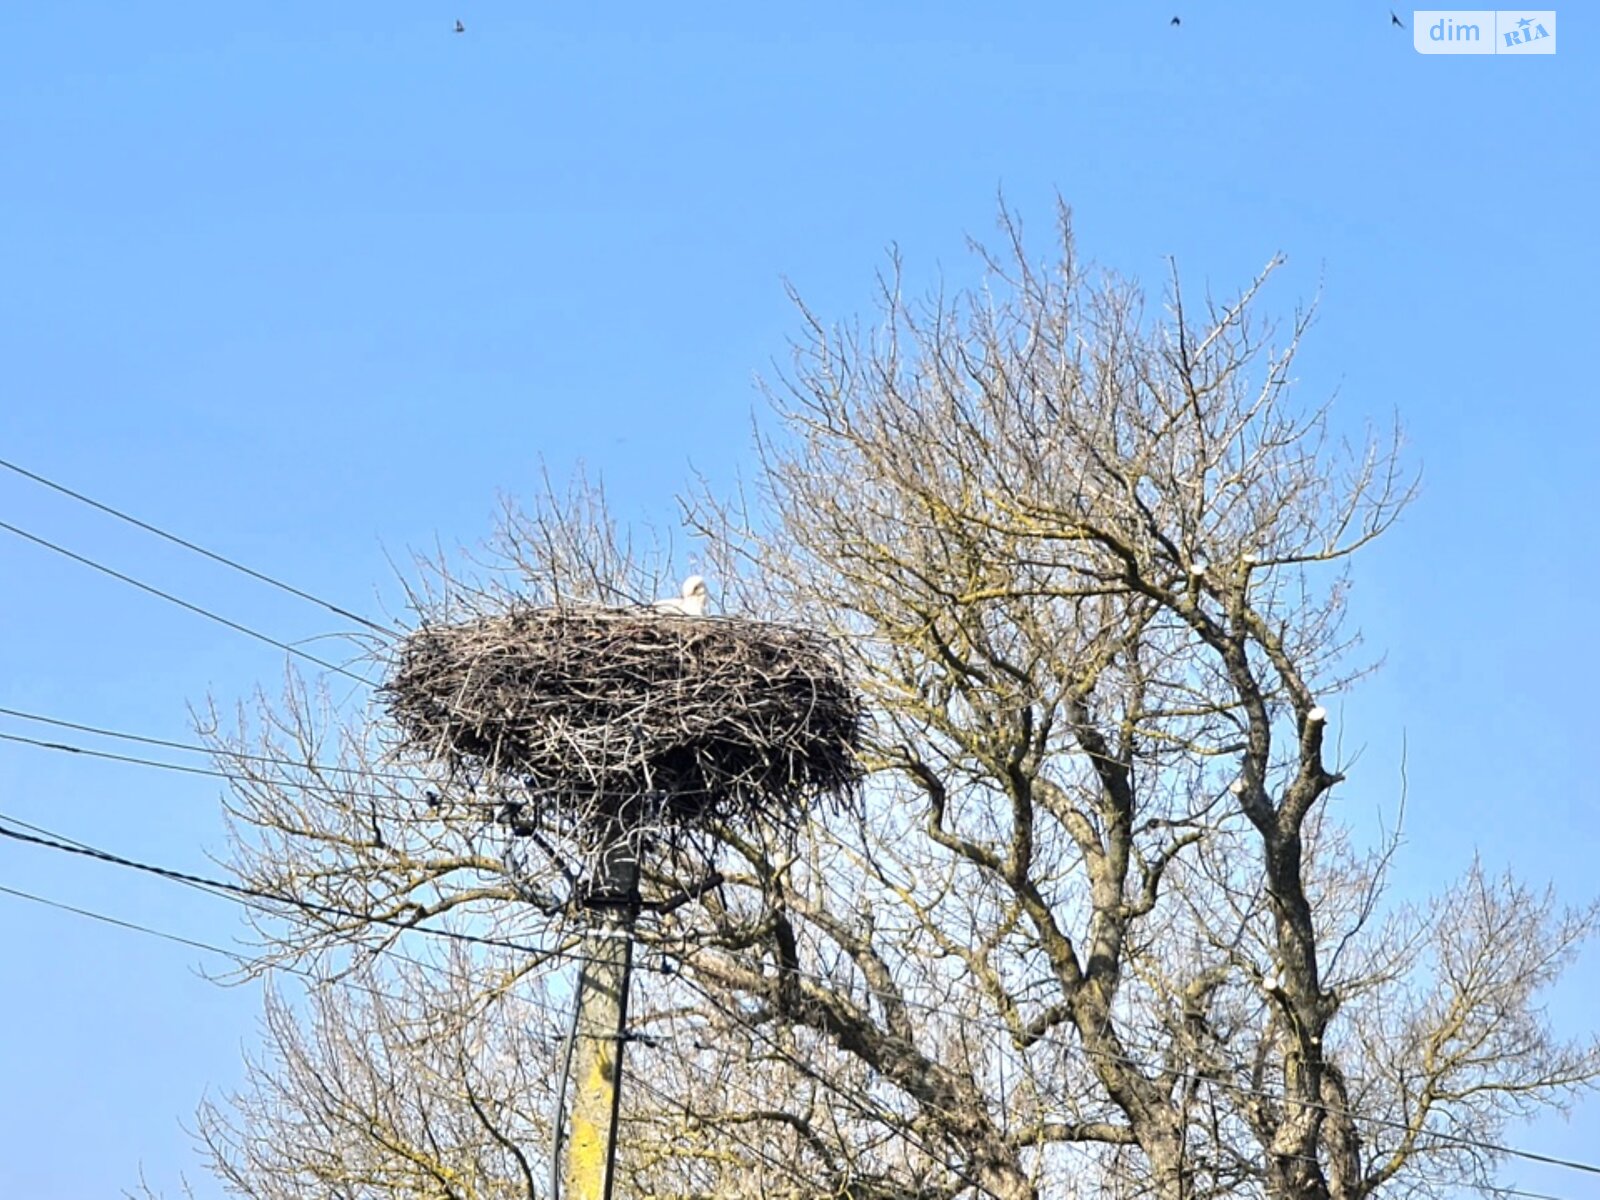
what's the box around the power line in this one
[0,453,855,647]
[33,448,1569,1183]
[0,849,945,1195]
[0,710,750,801]
[0,724,1573,1093]
[0,708,442,797]
[0,880,600,1048]
[0,518,377,684]
[0,858,921,1164]
[0,881,250,961]
[0,809,683,986]
[3,866,1586,1200]
[0,728,344,788]
[8,849,1579,1200]
[0,764,1176,1030]
[0,877,988,1200]
[5,805,1596,1192]
[0,804,997,1200]
[3,704,1600,1184]
[0,728,442,800]
[0,813,560,963]
[0,752,1574,1164]
[0,452,893,650]
[0,812,586,1034]
[0,862,1093,1200]
[0,454,396,638]
[6,872,1577,1200]
[0,704,314,765]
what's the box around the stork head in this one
[682,575,708,600]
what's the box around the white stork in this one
[654,575,710,616]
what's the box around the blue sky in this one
[1,4,1595,1197]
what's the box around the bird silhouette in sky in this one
[1170,16,1181,25]
[1391,11,1405,27]
[455,20,466,33]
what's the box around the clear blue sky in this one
[1,4,1595,1197]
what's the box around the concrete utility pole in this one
[561,839,640,1200]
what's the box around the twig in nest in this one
[382,604,864,855]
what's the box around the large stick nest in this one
[383,604,864,841]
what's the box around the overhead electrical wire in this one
[0,885,1579,1200]
[0,454,397,638]
[0,819,1002,1200]
[2,878,1575,1200]
[0,881,249,961]
[3,805,1597,1189]
[0,729,341,787]
[0,710,759,802]
[0,518,376,684]
[0,881,603,1054]
[0,704,361,768]
[0,876,1001,1200]
[0,814,561,964]
[1,454,902,649]
[3,466,1594,1187]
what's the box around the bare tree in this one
[195,952,555,1200]
[151,942,911,1200]
[201,207,1598,1200]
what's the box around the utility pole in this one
[388,597,861,1200]
[390,589,859,1200]
[561,837,640,1200]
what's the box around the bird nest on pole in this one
[382,603,864,854]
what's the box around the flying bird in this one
[1170,16,1181,25]
[1391,11,1405,27]
[455,20,466,33]
[654,575,710,617]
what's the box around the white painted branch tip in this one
[1229,779,1246,795]
[1307,706,1327,724]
